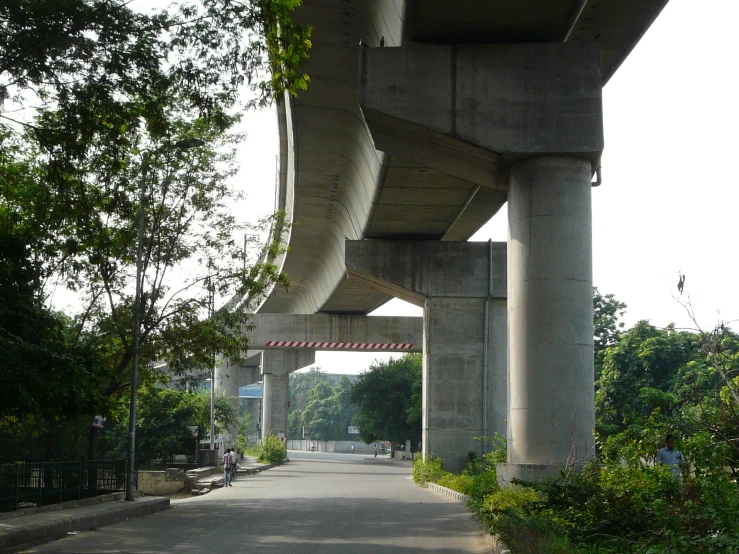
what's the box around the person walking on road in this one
[229,448,239,482]
[222,449,233,487]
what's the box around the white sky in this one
[49,0,739,376]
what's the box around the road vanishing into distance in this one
[21,452,493,553]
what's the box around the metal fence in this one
[0,459,129,512]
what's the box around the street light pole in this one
[125,139,206,502]
[208,270,215,453]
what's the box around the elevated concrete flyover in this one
[242,0,671,474]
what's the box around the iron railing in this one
[0,459,130,512]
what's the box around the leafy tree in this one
[301,381,337,441]
[595,321,701,439]
[288,369,333,439]
[105,384,236,467]
[287,371,359,440]
[593,287,627,380]
[0,0,312,458]
[350,353,422,449]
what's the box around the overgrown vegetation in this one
[413,292,739,553]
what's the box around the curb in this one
[426,482,470,504]
[0,496,170,551]
[0,491,136,522]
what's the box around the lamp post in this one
[126,138,205,501]
[207,267,215,453]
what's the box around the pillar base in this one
[496,463,579,487]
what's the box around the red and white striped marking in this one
[265,340,413,350]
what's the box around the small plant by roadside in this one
[412,455,447,485]
[257,432,287,465]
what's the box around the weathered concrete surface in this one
[0,495,168,551]
[261,350,315,439]
[138,469,187,496]
[359,42,603,188]
[502,156,595,481]
[258,0,669,316]
[24,453,493,553]
[244,314,422,351]
[346,240,507,305]
[347,240,507,472]
[424,296,507,472]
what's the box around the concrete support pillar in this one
[214,351,263,451]
[244,398,261,437]
[358,41,602,482]
[423,296,507,471]
[261,350,315,439]
[346,240,507,473]
[497,156,595,484]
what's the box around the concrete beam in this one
[359,42,603,188]
[345,240,507,303]
[244,314,422,352]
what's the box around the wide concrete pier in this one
[347,240,507,472]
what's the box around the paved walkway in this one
[10,452,494,553]
[0,457,274,552]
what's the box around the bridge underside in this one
[235,0,669,475]
[258,0,668,316]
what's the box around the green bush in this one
[481,485,540,523]
[257,432,287,465]
[412,455,446,485]
[492,512,574,554]
[437,472,473,494]
[466,469,499,512]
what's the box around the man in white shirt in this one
[229,448,239,482]
[656,434,685,479]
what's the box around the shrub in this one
[437,472,473,494]
[257,432,287,465]
[412,455,446,485]
[481,485,540,523]
[467,469,499,512]
[492,512,574,554]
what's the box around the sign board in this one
[91,415,106,428]
[277,432,285,439]
[348,426,360,434]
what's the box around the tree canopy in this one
[288,370,359,441]
[0,0,311,459]
[350,353,422,448]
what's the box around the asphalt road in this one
[21,452,493,553]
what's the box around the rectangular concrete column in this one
[346,240,508,474]
[423,297,506,472]
[261,350,315,439]
[498,156,595,484]
[262,371,289,440]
